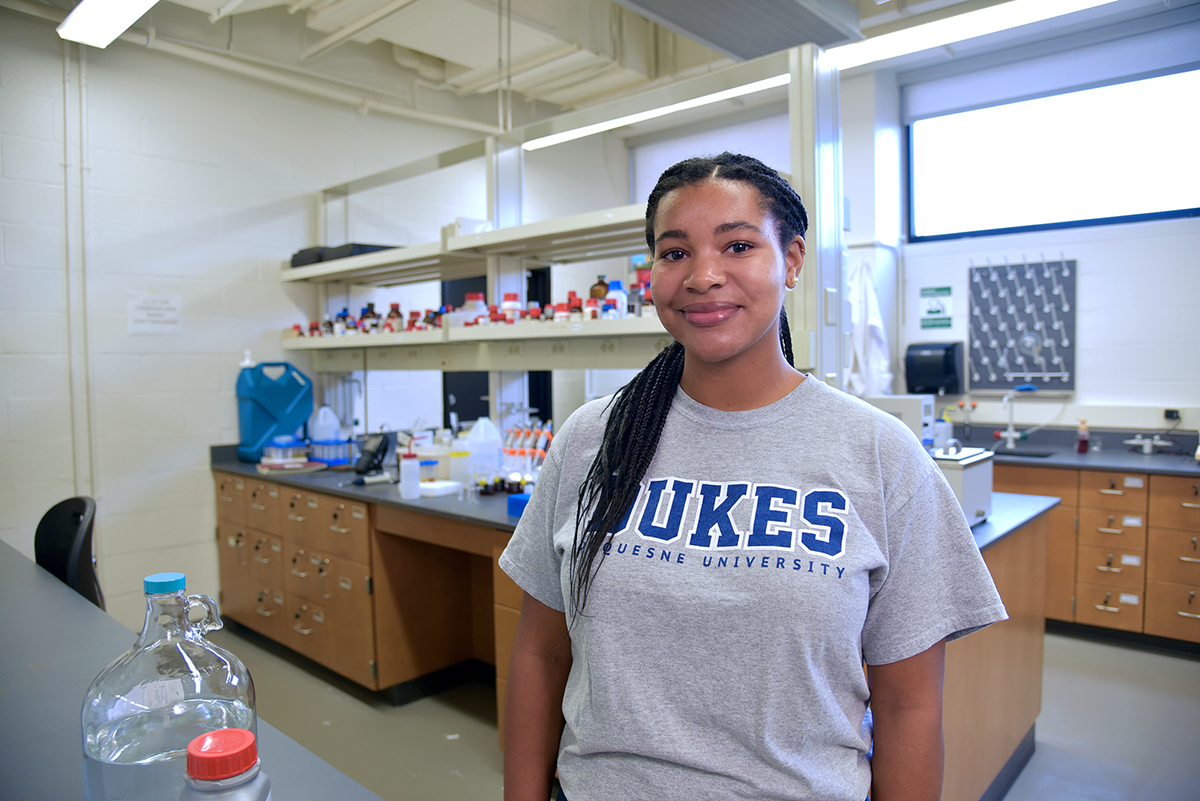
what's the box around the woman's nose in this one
[682,252,725,292]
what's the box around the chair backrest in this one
[34,496,105,611]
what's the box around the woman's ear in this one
[785,236,805,289]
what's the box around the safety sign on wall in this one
[919,286,952,329]
[128,292,183,335]
[967,260,1076,392]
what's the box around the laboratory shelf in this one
[445,315,666,342]
[279,240,486,287]
[445,204,648,264]
[282,328,447,350]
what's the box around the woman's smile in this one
[678,301,741,327]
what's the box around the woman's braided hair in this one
[568,153,809,618]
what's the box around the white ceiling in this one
[19,0,1200,132]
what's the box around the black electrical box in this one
[906,342,963,396]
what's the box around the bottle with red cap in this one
[178,729,271,800]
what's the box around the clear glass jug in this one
[81,572,257,801]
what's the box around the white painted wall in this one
[0,10,484,630]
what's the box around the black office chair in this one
[35,496,105,610]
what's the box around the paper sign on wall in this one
[127,292,183,335]
[920,286,952,329]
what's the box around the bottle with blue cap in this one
[81,572,257,801]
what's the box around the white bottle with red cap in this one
[179,728,271,800]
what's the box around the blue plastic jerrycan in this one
[236,362,313,462]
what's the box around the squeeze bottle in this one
[399,453,420,499]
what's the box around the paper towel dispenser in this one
[906,342,963,396]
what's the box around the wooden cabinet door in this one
[1076,545,1146,592]
[1148,475,1200,532]
[214,472,247,525]
[1045,504,1077,621]
[1079,470,1149,513]
[1077,508,1147,550]
[249,532,285,589]
[1144,580,1200,643]
[1147,528,1200,585]
[246,481,280,534]
[284,545,325,603]
[323,554,377,688]
[321,497,371,563]
[245,584,288,642]
[1074,584,1144,632]
[281,490,321,550]
[285,594,330,667]
[215,521,255,624]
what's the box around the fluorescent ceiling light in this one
[522,73,792,151]
[57,0,161,48]
[828,0,1120,71]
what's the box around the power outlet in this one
[1164,409,1180,420]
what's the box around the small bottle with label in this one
[590,275,609,300]
[605,280,628,319]
[501,293,523,322]
[384,303,402,333]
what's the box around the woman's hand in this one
[867,638,947,801]
[503,592,572,801]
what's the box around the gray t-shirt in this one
[499,377,1006,800]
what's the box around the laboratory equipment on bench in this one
[865,394,935,443]
[236,357,312,463]
[932,441,993,527]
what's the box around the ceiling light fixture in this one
[56,0,161,49]
[522,73,792,151]
[828,0,1121,71]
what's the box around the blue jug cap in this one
[144,572,186,594]
[607,280,625,292]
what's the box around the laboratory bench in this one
[0,538,385,801]
[211,445,1060,801]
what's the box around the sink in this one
[994,448,1057,458]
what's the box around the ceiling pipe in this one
[0,0,502,134]
[300,0,418,61]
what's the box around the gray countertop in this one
[0,540,385,801]
[952,425,1200,476]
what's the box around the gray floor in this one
[209,627,1199,801]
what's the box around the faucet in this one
[1000,391,1021,450]
[1123,434,1174,455]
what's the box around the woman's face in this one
[650,179,804,369]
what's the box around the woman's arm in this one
[503,591,573,801]
[866,638,947,801]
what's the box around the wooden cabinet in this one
[1144,476,1200,643]
[492,540,521,749]
[993,465,1077,621]
[1076,470,1148,632]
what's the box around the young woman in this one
[499,153,1006,801]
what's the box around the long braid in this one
[569,153,808,618]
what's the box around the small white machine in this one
[864,394,935,442]
[933,442,994,527]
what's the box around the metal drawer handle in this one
[1097,527,1124,535]
[1099,489,1125,496]
[287,513,307,522]
[1094,604,1121,613]
[1180,556,1200,564]
[330,525,351,534]
[1178,611,1200,620]
[251,502,267,511]
[1182,502,1200,509]
[256,606,277,617]
[1096,565,1123,573]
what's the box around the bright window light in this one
[57,0,161,48]
[829,0,1120,71]
[909,70,1200,240]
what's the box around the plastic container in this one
[501,292,523,322]
[82,573,256,801]
[399,453,420,499]
[178,729,271,801]
[605,280,629,319]
[236,362,313,463]
[260,435,307,467]
[465,417,503,483]
[449,438,472,486]
[413,445,450,480]
[1076,419,1090,454]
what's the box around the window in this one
[907,69,1200,241]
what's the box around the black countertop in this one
[953,425,1200,476]
[212,447,1060,550]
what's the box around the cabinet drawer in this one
[1077,509,1147,549]
[1076,545,1145,591]
[321,498,371,563]
[280,491,321,550]
[284,545,329,604]
[1079,470,1148,513]
[244,584,288,643]
[246,481,280,534]
[286,593,330,667]
[216,520,254,621]
[1148,475,1200,532]
[249,532,285,589]
[993,465,1078,506]
[214,472,247,525]
[1144,580,1200,643]
[1147,528,1200,585]
[1074,583,1144,632]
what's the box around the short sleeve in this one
[861,467,1008,665]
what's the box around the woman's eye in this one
[659,248,686,261]
[728,241,753,254]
